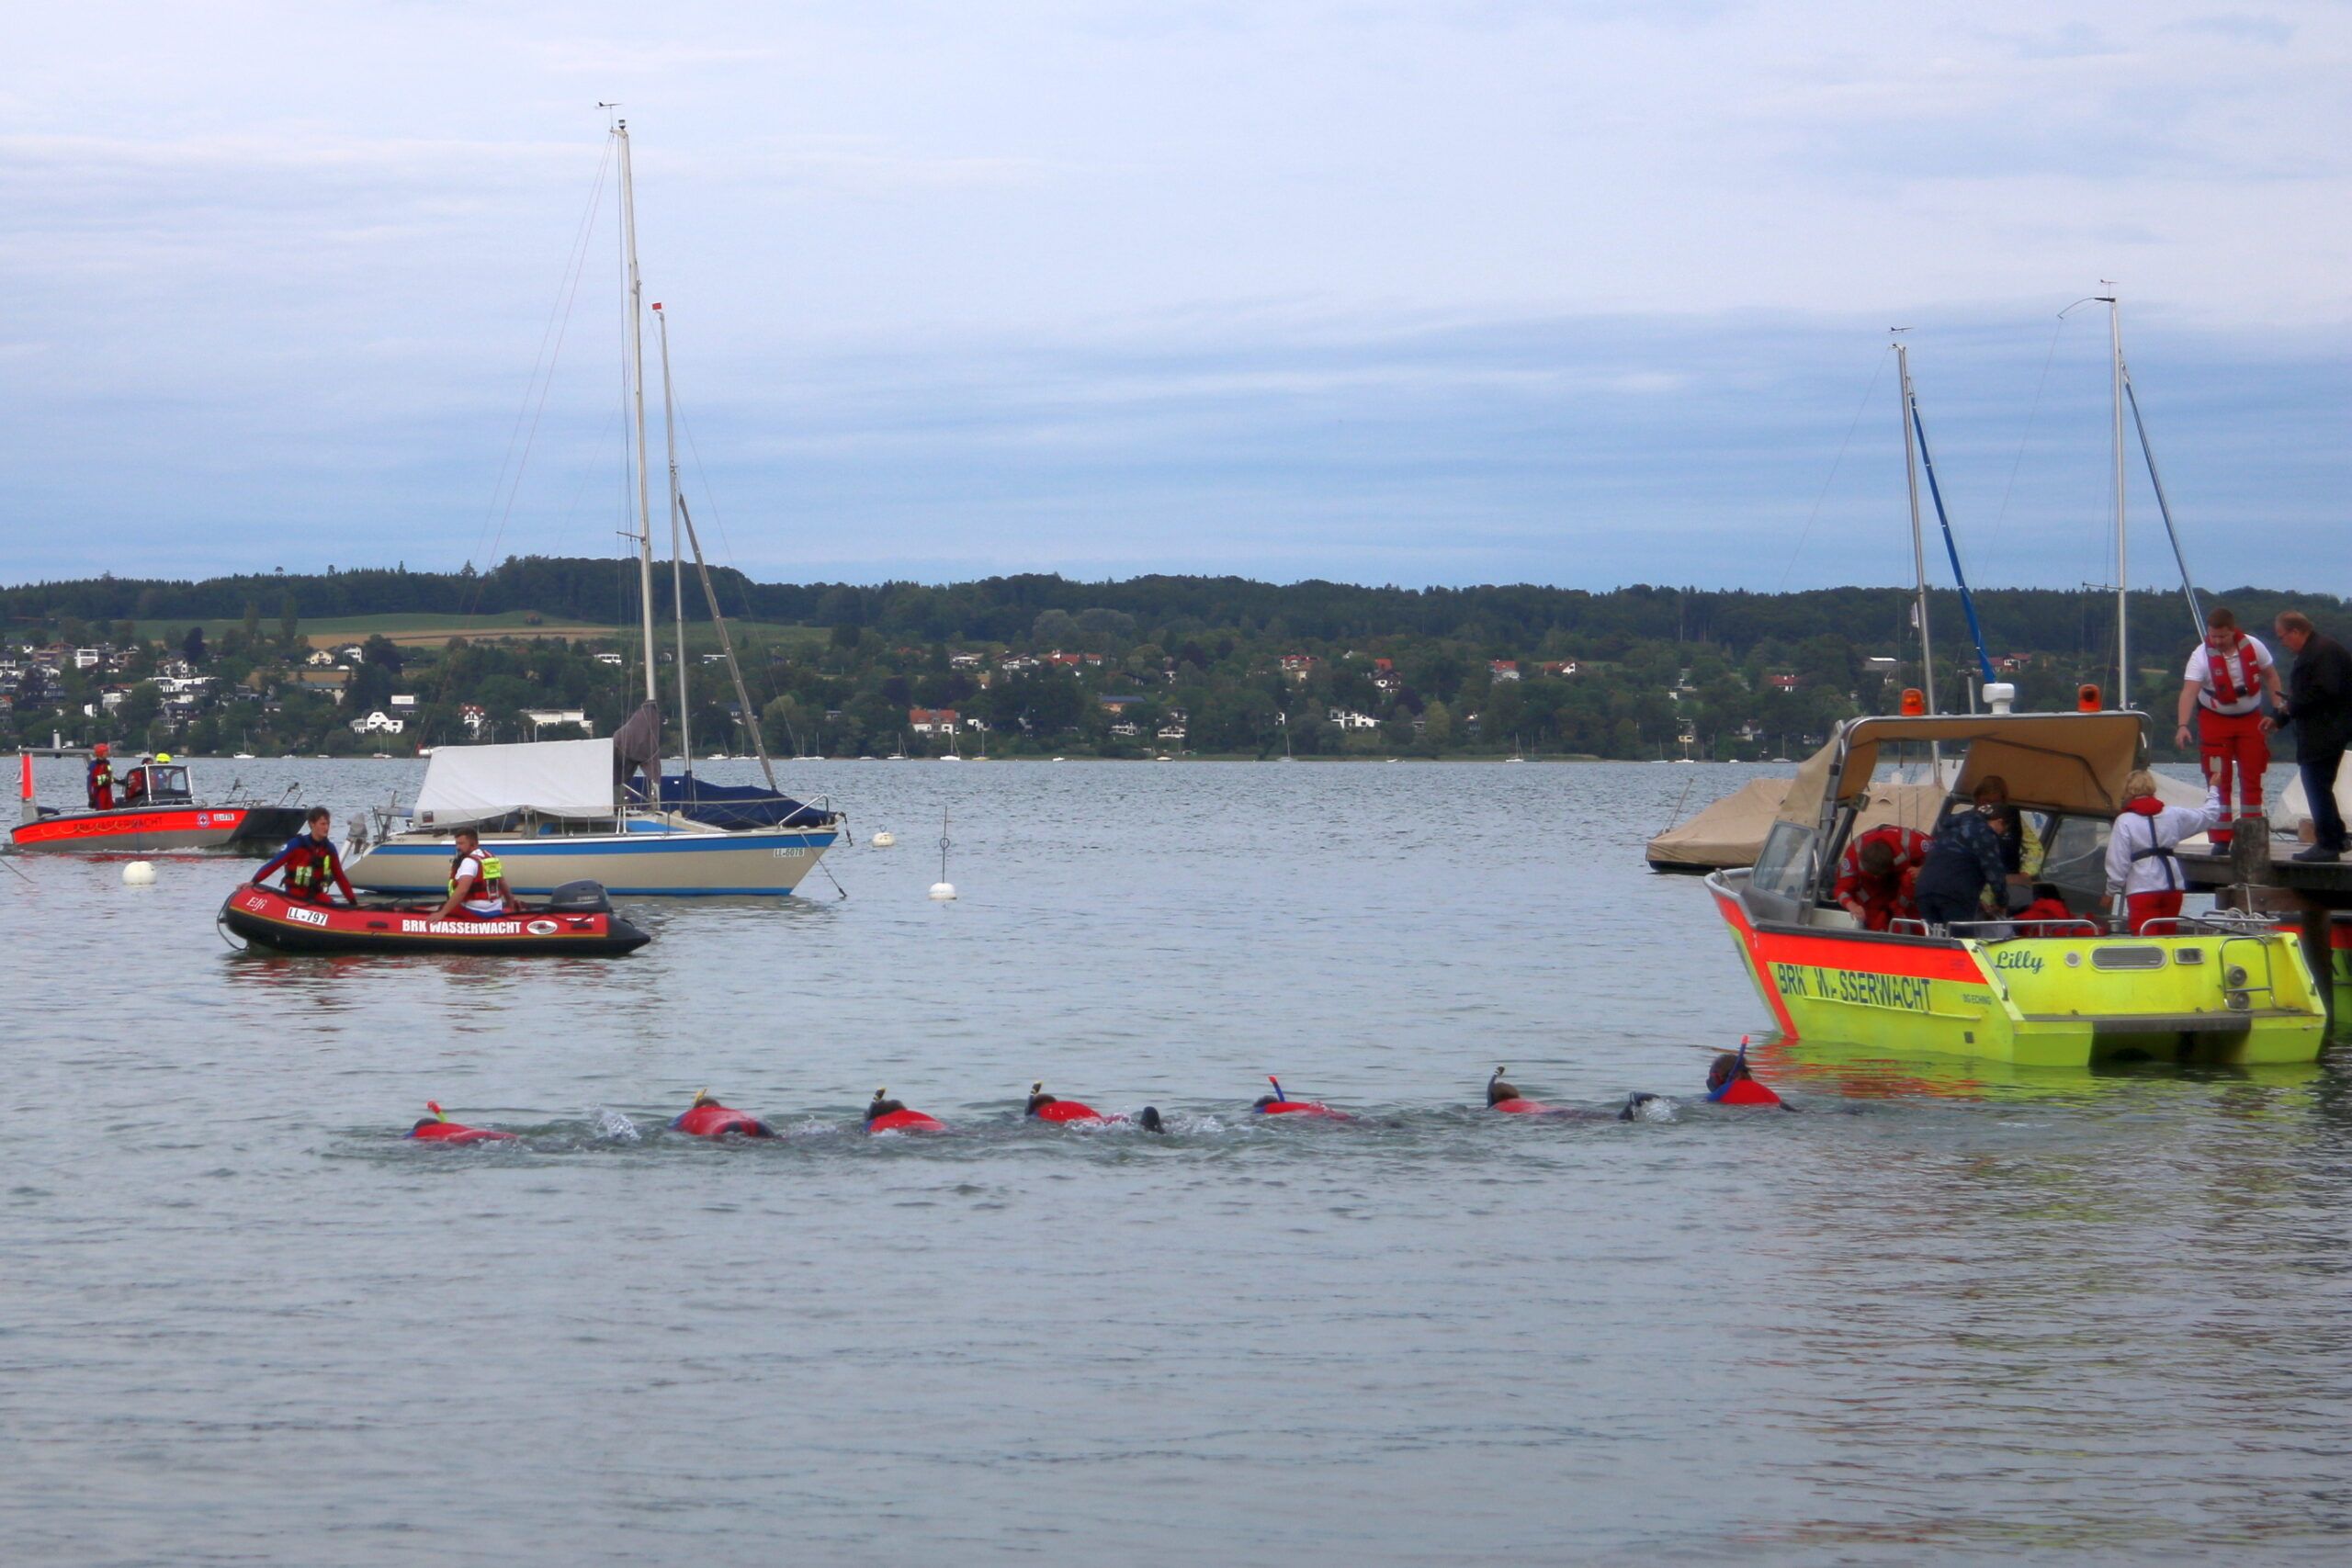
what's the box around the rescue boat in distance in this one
[14,753,307,853]
[219,879,651,956]
[1706,709,2327,1068]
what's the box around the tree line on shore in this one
[5,561,2343,761]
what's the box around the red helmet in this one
[93,742,109,755]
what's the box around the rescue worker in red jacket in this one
[2174,606,2281,848]
[1831,824,1927,931]
[85,743,116,810]
[250,807,357,905]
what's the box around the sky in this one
[2,1,2346,593]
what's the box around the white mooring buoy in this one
[122,860,157,886]
[927,807,956,899]
[871,829,896,848]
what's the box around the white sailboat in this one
[343,120,842,897]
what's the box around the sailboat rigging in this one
[342,119,842,897]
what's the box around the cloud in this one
[1,1,2348,591]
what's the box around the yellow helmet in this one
[154,752,174,763]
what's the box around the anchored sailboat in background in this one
[344,119,842,897]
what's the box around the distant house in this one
[909,706,959,735]
[1539,660,1581,678]
[522,707,593,737]
[1280,653,1319,680]
[949,652,981,669]
[1766,673,1801,693]
[459,704,486,735]
[1997,653,2035,674]
[334,645,366,663]
[389,694,417,710]
[1157,723,1188,743]
[73,648,102,670]
[1327,707,1380,730]
[594,652,624,667]
[1097,693,1149,712]
[1862,656,1901,676]
[1108,720,1141,738]
[291,669,352,704]
[351,710,405,736]
[1489,660,1521,682]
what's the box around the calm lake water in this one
[3,759,2346,1565]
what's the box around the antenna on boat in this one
[928,807,956,900]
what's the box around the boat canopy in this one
[1651,776,1950,871]
[1780,712,2148,829]
[655,773,834,830]
[413,738,617,828]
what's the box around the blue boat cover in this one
[653,774,835,829]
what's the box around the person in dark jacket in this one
[1912,786,2017,928]
[2272,612,2352,862]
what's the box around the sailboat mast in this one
[1894,338,1936,715]
[655,303,692,771]
[615,120,659,708]
[2104,292,2127,711]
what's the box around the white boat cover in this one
[413,738,617,828]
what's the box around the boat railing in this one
[2136,912,2286,938]
[1891,917,2107,939]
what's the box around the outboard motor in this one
[545,880,614,914]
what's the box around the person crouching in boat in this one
[251,807,357,906]
[1706,1040,1785,1108]
[1833,825,1927,931]
[85,742,115,810]
[434,829,514,920]
[2105,771,2226,935]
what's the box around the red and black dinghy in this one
[219,880,650,956]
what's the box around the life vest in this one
[1031,1099,1107,1124]
[447,852,503,911]
[867,1108,945,1134]
[1489,1097,1555,1115]
[1707,1078,1782,1107]
[285,838,339,898]
[2118,796,2184,892]
[87,759,112,791]
[2198,637,2265,716]
[408,1118,515,1144]
[672,1099,774,1138]
[1254,1097,1344,1118]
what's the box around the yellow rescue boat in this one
[1705,709,2328,1067]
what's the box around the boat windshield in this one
[132,765,193,802]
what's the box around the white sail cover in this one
[413,738,617,827]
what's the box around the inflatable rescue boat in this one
[220,879,651,956]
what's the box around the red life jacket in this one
[673,1100,773,1138]
[867,1108,945,1134]
[1489,1097,1555,1115]
[409,1119,515,1144]
[1256,1099,1345,1119]
[1710,1078,1782,1107]
[284,839,340,900]
[448,852,491,904]
[2199,637,2264,714]
[1033,1100,1106,1124]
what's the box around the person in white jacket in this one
[2104,771,2225,934]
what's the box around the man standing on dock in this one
[2272,612,2350,864]
[2175,607,2281,849]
